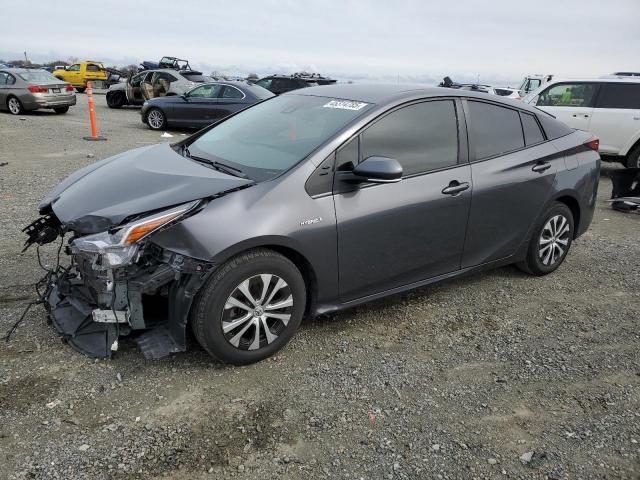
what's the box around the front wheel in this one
[54,106,69,114]
[7,96,24,115]
[517,203,574,276]
[146,108,167,130]
[191,249,306,365]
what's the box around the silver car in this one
[0,68,76,115]
[106,69,211,108]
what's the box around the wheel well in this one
[261,245,318,316]
[555,196,581,237]
[625,137,640,160]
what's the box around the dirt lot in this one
[0,95,639,480]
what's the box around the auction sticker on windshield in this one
[323,100,369,110]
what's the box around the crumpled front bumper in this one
[39,244,212,359]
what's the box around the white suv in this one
[524,78,640,167]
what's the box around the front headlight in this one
[71,201,198,269]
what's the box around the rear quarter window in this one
[536,113,574,140]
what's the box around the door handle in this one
[442,181,470,195]
[532,162,551,173]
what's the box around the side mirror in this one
[352,156,403,183]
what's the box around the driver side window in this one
[188,84,223,98]
[360,100,459,176]
[67,64,81,71]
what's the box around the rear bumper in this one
[23,93,76,110]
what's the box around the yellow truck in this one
[53,61,108,92]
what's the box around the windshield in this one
[18,70,61,83]
[187,95,371,181]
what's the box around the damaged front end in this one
[25,201,213,359]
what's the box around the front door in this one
[126,72,149,104]
[177,84,224,127]
[334,99,471,301]
[533,82,598,133]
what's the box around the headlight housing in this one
[71,201,198,270]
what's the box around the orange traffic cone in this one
[83,81,106,141]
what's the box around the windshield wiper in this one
[182,145,249,179]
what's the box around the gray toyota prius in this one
[24,84,600,364]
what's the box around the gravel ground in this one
[0,95,639,480]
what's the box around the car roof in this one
[546,77,640,84]
[1,68,46,72]
[287,83,538,111]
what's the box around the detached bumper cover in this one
[46,272,119,358]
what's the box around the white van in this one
[524,78,640,168]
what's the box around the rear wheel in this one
[75,86,86,93]
[518,203,574,276]
[146,108,167,130]
[6,96,24,115]
[54,106,69,114]
[625,144,640,168]
[192,249,306,365]
[106,91,125,108]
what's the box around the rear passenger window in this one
[520,112,545,146]
[467,101,524,159]
[537,83,597,108]
[361,100,458,176]
[595,83,640,109]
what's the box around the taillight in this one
[585,137,600,151]
[27,85,48,93]
[65,85,74,92]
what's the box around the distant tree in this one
[246,72,259,81]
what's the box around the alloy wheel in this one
[147,110,164,129]
[8,98,21,114]
[538,214,570,266]
[221,274,293,351]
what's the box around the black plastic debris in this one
[610,168,640,213]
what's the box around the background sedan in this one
[140,81,274,130]
[0,68,76,115]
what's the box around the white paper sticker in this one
[323,100,368,111]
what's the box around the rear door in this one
[0,71,10,106]
[65,64,82,85]
[533,82,598,132]
[217,85,250,119]
[334,99,472,301]
[589,82,640,155]
[461,100,562,268]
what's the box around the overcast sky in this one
[1,0,638,84]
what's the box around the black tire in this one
[517,202,574,276]
[106,91,125,109]
[625,144,640,169]
[145,108,167,130]
[54,106,69,114]
[191,249,306,365]
[75,87,86,93]
[6,96,24,115]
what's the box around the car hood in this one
[39,143,254,234]
[147,96,186,106]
